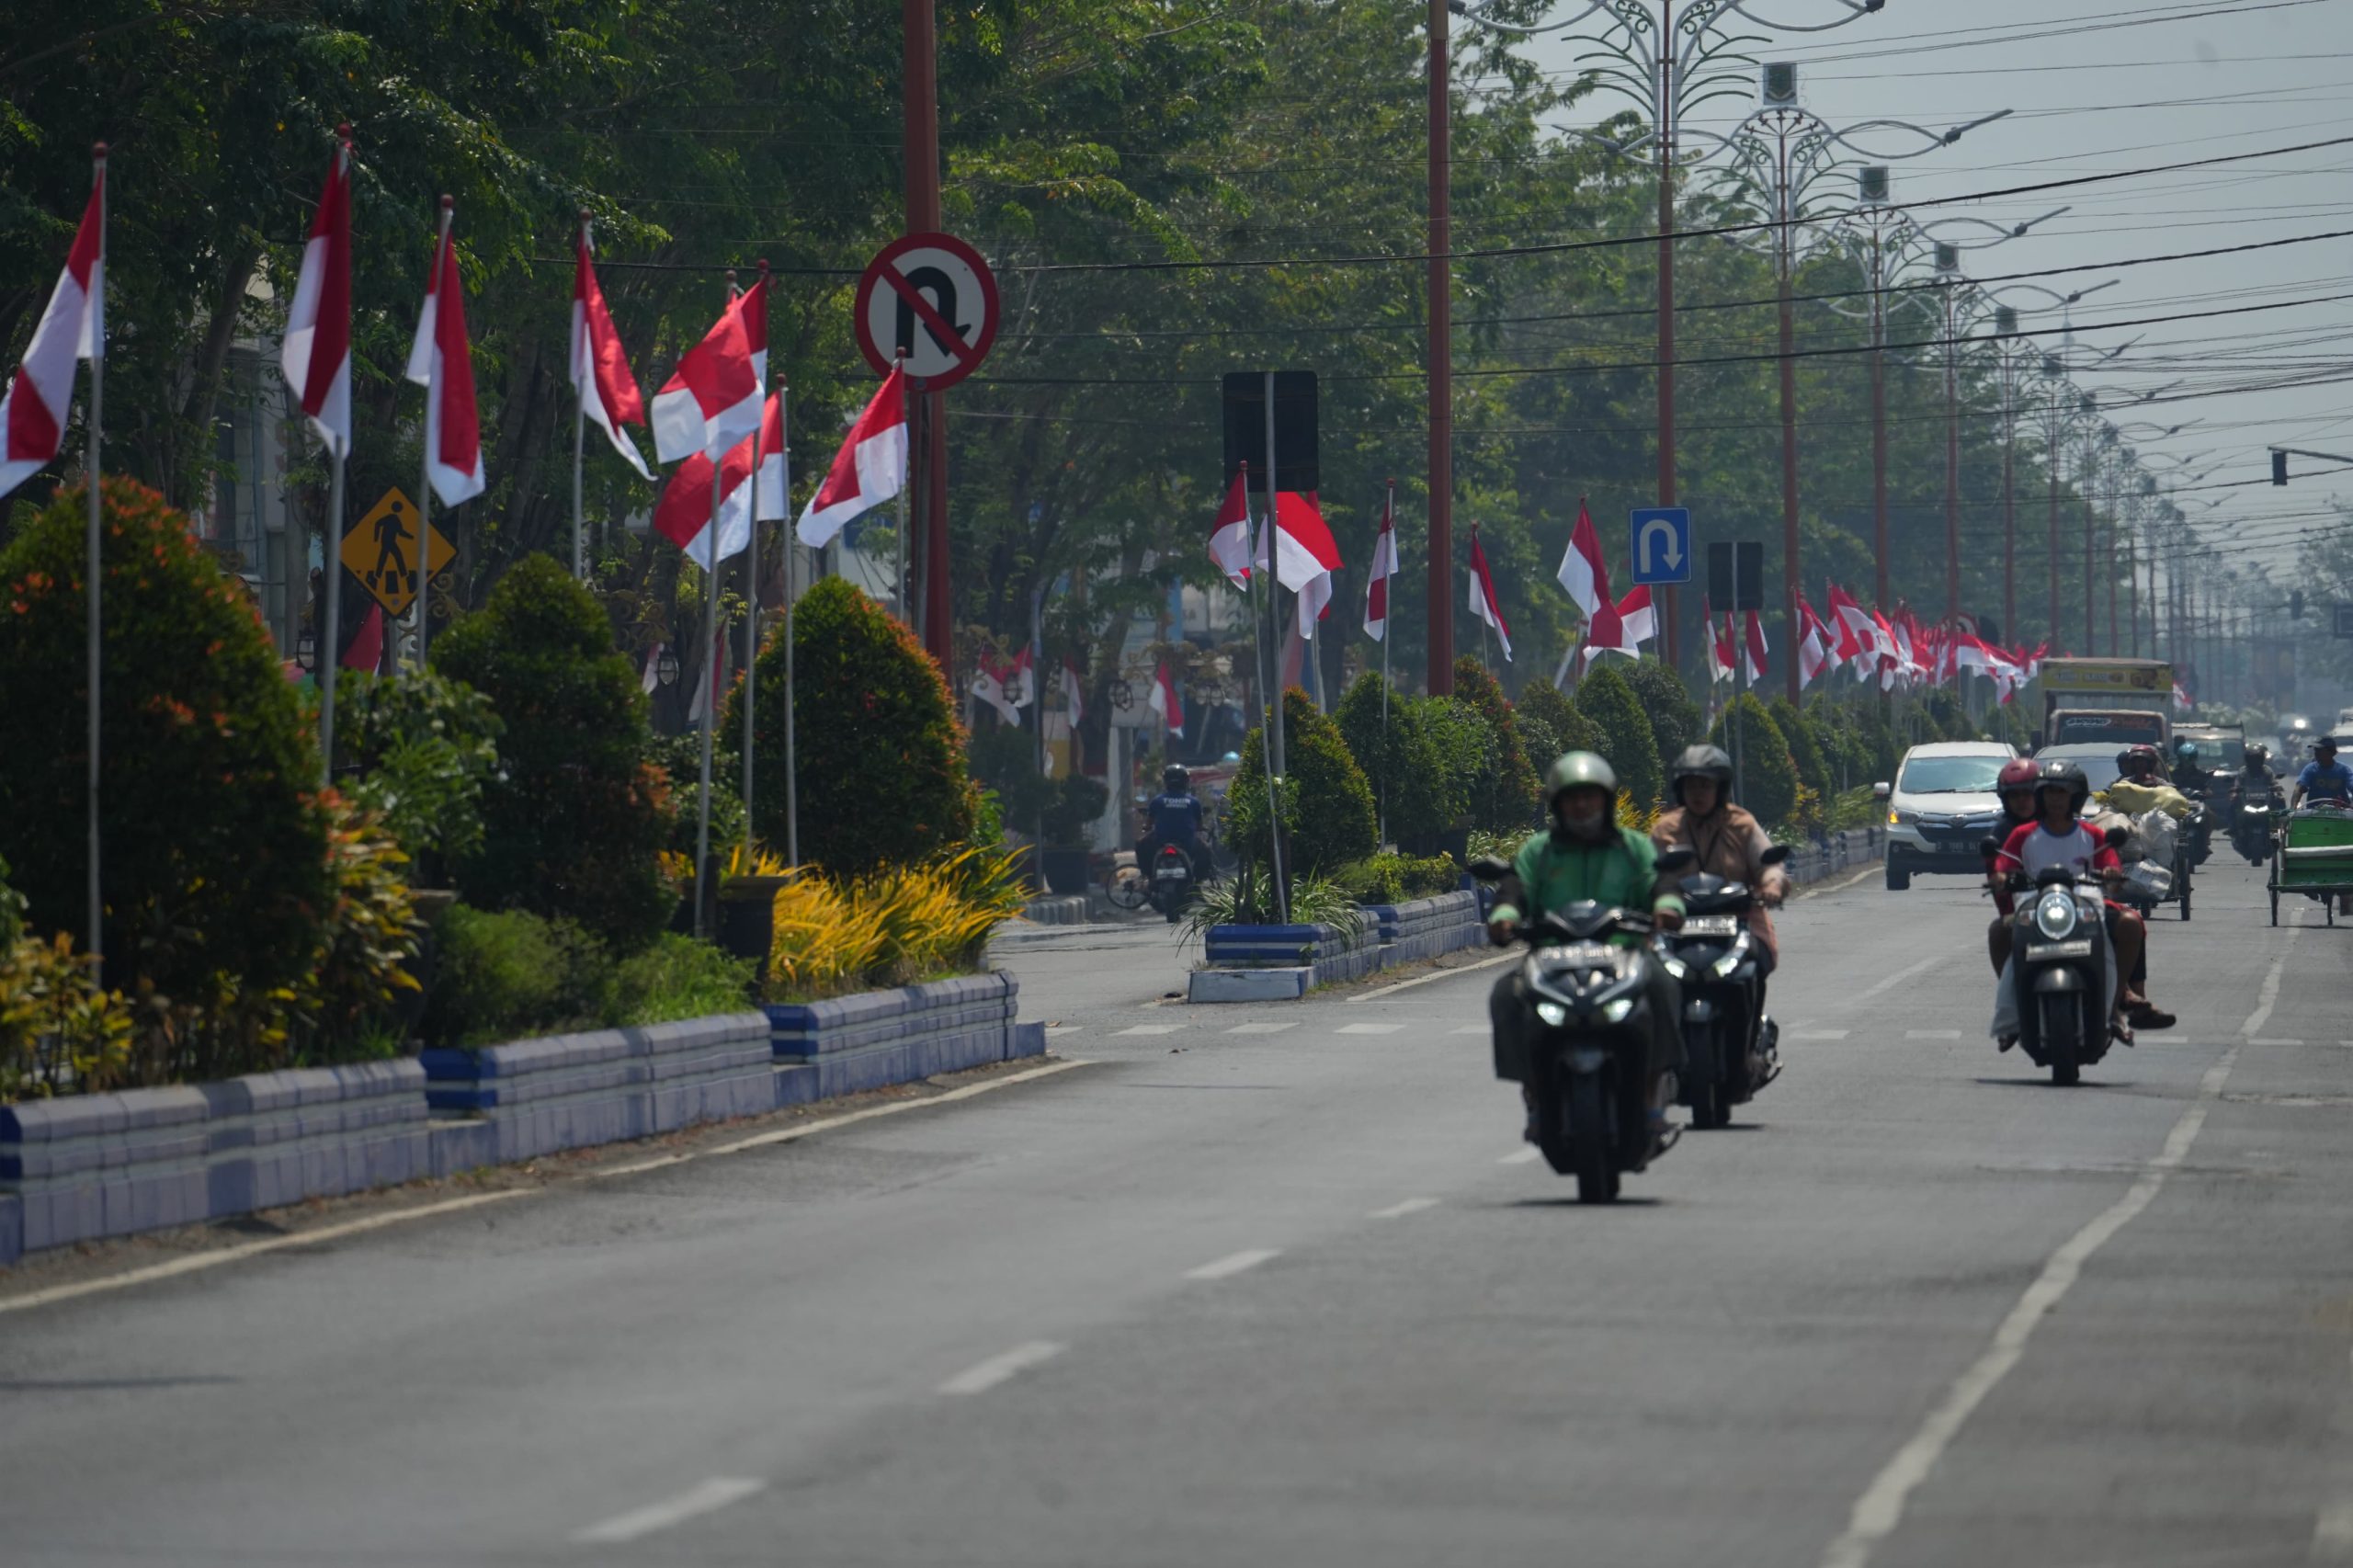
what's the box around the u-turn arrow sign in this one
[1630,507,1692,586]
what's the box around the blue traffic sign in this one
[1629,507,1692,585]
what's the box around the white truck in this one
[2039,657,2174,752]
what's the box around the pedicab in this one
[2269,801,2353,926]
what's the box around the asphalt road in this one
[6,854,2353,1567]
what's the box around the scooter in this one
[1656,844,1790,1130]
[1990,828,2127,1086]
[2232,781,2280,866]
[1472,851,1692,1203]
[1146,844,1195,923]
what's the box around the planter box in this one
[0,1059,431,1261]
[1193,912,1386,1001]
[1359,891,1484,964]
[417,1012,774,1170]
[1040,846,1091,895]
[765,973,1030,1099]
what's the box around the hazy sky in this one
[1516,0,2352,587]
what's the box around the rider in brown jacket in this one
[1650,745,1789,967]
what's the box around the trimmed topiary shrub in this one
[1335,673,1451,845]
[1227,688,1380,876]
[1453,656,1540,830]
[727,575,976,875]
[0,479,331,1006]
[1421,695,1495,836]
[1710,693,1799,829]
[1769,697,1829,801]
[334,670,504,879]
[1514,679,1603,774]
[1619,656,1702,781]
[1573,663,1663,810]
[433,554,676,952]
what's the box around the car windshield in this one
[1899,755,2007,794]
[2183,732,2245,768]
[2052,712,2165,744]
[2041,748,2125,794]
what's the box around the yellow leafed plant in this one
[764,845,1028,1004]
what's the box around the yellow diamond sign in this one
[343,487,454,618]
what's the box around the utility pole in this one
[1426,0,1454,696]
[904,0,953,671]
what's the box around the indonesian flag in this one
[641,642,665,696]
[1872,608,1903,688]
[0,158,103,499]
[652,294,759,462]
[280,137,350,457]
[1467,528,1513,663]
[571,224,652,479]
[1826,582,1868,665]
[1063,657,1086,728]
[1259,491,1343,631]
[653,391,781,570]
[1796,597,1833,688]
[1364,484,1400,642]
[1209,466,1254,586]
[1615,585,1656,651]
[797,364,908,550]
[343,603,384,672]
[1556,499,1611,621]
[688,641,726,724]
[1706,597,1735,684]
[735,270,769,388]
[1149,663,1185,738]
[1742,608,1769,688]
[972,660,1020,725]
[2171,680,2193,710]
[403,213,485,506]
[1007,646,1036,710]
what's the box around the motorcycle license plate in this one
[2029,939,2094,959]
[1681,915,1741,937]
[1154,869,1187,881]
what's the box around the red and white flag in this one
[1467,528,1513,663]
[652,294,759,462]
[1363,483,1400,642]
[971,659,1020,725]
[654,391,783,570]
[1258,491,1343,631]
[1742,608,1769,688]
[797,364,908,550]
[1149,663,1185,738]
[735,270,769,387]
[1007,646,1036,710]
[1796,596,1833,688]
[1556,499,1611,621]
[1705,597,1734,684]
[1209,467,1254,586]
[570,222,652,479]
[1825,582,1870,668]
[1614,585,1656,651]
[343,604,385,673]
[0,155,104,498]
[1062,657,1086,728]
[280,135,350,457]
[404,208,484,506]
[641,642,665,696]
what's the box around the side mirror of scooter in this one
[1977,837,2006,861]
[1655,847,1699,875]
[1758,844,1791,868]
[1468,856,1514,883]
[1871,781,1892,801]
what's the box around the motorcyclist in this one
[2290,734,2353,810]
[1990,760,2173,1048]
[2101,744,2197,824]
[1136,764,1210,881]
[1650,745,1788,971]
[2240,743,2276,796]
[1488,753,1686,1148]
[1983,756,2043,977]
[2168,738,2210,798]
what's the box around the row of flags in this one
[971,647,1185,740]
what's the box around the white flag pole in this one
[317,135,349,776]
[783,390,800,869]
[415,196,451,674]
[743,376,777,854]
[893,351,909,626]
[573,210,590,581]
[1378,478,1392,850]
[694,271,735,937]
[85,142,108,978]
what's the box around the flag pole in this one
[783,391,801,869]
[744,375,775,855]
[85,142,108,978]
[415,196,451,675]
[317,131,350,779]
[573,210,590,581]
[1379,478,1392,849]
[695,271,733,936]
[893,351,909,626]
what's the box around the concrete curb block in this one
[765,972,1027,1099]
[1188,967,1311,1003]
[1191,901,1483,1001]
[1019,895,1091,926]
[1785,826,1885,889]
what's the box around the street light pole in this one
[1427,0,1454,696]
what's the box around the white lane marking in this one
[938,1340,1067,1396]
[2320,1504,2353,1561]
[1227,1021,1297,1035]
[1184,1248,1282,1281]
[1349,948,1518,1001]
[1370,1197,1440,1220]
[2249,1038,2306,1047]
[1116,1025,1183,1037]
[0,1059,1099,1316]
[1498,1147,1543,1165]
[1044,1026,1083,1037]
[1818,935,2297,1568]
[573,1478,766,1544]
[1337,1023,1404,1036]
[1451,1025,1489,1036]
[1854,955,1943,1005]
[1789,1029,1852,1041]
[1904,1029,1961,1041]
[1795,865,1881,901]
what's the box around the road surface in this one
[5,856,2352,1567]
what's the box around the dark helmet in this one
[2319,734,2340,756]
[2116,744,2162,778]
[1997,757,2040,799]
[1669,744,1734,806]
[2175,738,2200,762]
[2036,758,2091,814]
[2248,744,2270,766]
[1163,764,1190,793]
[1544,751,1620,810]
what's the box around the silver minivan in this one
[1875,741,2022,892]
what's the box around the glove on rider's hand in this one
[1487,919,1518,948]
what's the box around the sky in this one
[1512,0,2353,594]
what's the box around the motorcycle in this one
[1472,850,1693,1203]
[1988,828,2128,1086]
[1146,843,1197,923]
[2231,780,2280,866]
[1656,844,1790,1130]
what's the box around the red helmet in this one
[2117,744,2163,778]
[1996,758,2040,796]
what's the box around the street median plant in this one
[1336,852,1462,905]
[1180,866,1358,949]
[763,845,1028,1005]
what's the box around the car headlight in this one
[1535,1000,1570,1028]
[2034,892,2078,940]
[1889,807,1908,826]
[1601,996,1637,1025]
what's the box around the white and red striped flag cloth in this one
[1796,596,1834,688]
[1258,491,1343,631]
[1467,528,1513,662]
[1556,498,1610,621]
[654,392,783,570]
[1614,585,1656,652]
[1208,465,1253,586]
[1149,663,1185,738]
[1742,608,1769,688]
[403,206,484,506]
[0,156,104,498]
[571,222,651,478]
[796,364,908,550]
[1363,483,1400,642]
[280,134,350,457]
[1705,596,1734,684]
[652,294,760,462]
[1062,657,1086,728]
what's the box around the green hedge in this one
[1620,657,1702,781]
[1514,679,1602,773]
[1573,664,1663,809]
[1454,656,1540,830]
[1334,673,1454,844]
[1710,694,1799,830]
[1228,689,1379,875]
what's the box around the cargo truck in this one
[2037,657,2174,751]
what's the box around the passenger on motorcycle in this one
[1990,761,2173,1046]
[1651,745,1788,969]
[1983,757,2043,977]
[2099,744,2197,824]
[1135,765,1210,881]
[1487,753,1687,1142]
[2169,739,2209,798]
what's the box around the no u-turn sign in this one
[854,232,1000,392]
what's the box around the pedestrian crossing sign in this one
[343,488,454,618]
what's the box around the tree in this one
[1514,679,1602,772]
[1620,657,1703,780]
[1574,664,1663,810]
[1768,696,1828,801]
[433,554,675,950]
[1228,689,1379,878]
[1453,656,1540,830]
[1711,694,1799,830]
[1335,673,1450,845]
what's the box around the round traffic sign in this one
[853,232,999,392]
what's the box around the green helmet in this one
[1544,751,1619,808]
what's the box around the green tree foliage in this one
[1619,658,1703,780]
[0,480,330,1004]
[1573,665,1662,810]
[1335,673,1451,844]
[1227,690,1379,877]
[1513,679,1603,773]
[1421,696,1497,837]
[1452,656,1540,830]
[334,671,505,877]
[1711,695,1799,830]
[433,555,676,950]
[1769,697,1828,801]
[727,576,977,875]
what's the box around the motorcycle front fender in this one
[2031,966,2087,994]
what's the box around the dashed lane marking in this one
[1498,1147,1543,1165]
[1226,1022,1298,1035]
[1184,1248,1281,1281]
[1349,949,1520,1001]
[1337,1023,1404,1036]
[938,1340,1067,1396]
[1115,1025,1183,1037]
[1370,1198,1440,1220]
[1905,1029,1962,1040]
[1788,1029,1852,1041]
[573,1479,766,1545]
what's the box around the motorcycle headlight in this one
[1535,1000,1570,1028]
[1712,947,1748,980]
[1656,952,1690,981]
[1601,996,1637,1025]
[2034,891,2078,941]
